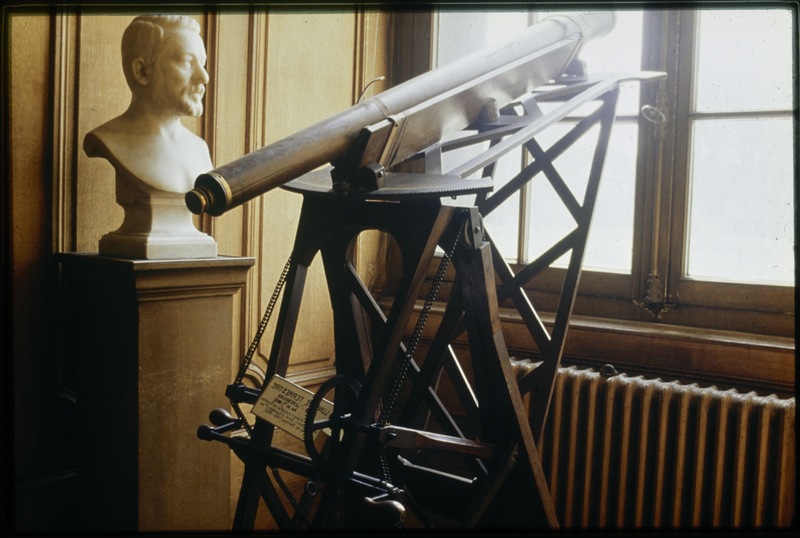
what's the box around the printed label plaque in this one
[252,375,333,440]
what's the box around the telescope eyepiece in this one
[186,172,231,216]
[185,188,209,215]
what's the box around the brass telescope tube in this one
[186,12,615,216]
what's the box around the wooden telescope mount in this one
[198,72,660,530]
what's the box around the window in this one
[433,8,795,338]
[679,10,795,286]
[438,11,646,275]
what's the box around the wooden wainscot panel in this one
[249,11,363,373]
[75,14,132,252]
[10,8,63,488]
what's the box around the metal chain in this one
[270,466,312,527]
[377,212,468,481]
[232,257,293,435]
[237,257,294,384]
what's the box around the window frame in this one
[665,9,795,319]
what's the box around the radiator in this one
[537,365,796,530]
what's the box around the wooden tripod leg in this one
[455,237,558,529]
[232,259,311,530]
[231,428,292,530]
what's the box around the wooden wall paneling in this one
[202,9,250,256]
[238,9,271,394]
[352,8,390,104]
[352,9,392,297]
[52,10,78,254]
[196,10,255,522]
[10,11,83,531]
[220,8,269,520]
[74,14,128,252]
[250,11,366,379]
[200,7,250,387]
[11,10,58,479]
[265,12,357,136]
[390,11,435,87]
[50,9,78,414]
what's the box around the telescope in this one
[185,12,616,216]
[196,11,666,530]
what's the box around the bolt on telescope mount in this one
[197,69,664,530]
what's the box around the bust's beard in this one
[181,85,205,117]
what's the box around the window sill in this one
[402,300,795,398]
[532,311,793,397]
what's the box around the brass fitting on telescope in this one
[186,172,232,216]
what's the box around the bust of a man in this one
[84,14,216,259]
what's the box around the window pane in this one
[528,122,638,272]
[484,188,521,261]
[585,123,638,272]
[686,118,794,285]
[694,9,794,113]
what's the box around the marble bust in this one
[84,14,217,259]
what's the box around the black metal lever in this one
[197,408,243,441]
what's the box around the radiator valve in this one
[600,364,618,378]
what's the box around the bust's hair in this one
[121,14,201,88]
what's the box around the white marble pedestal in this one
[99,185,217,260]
